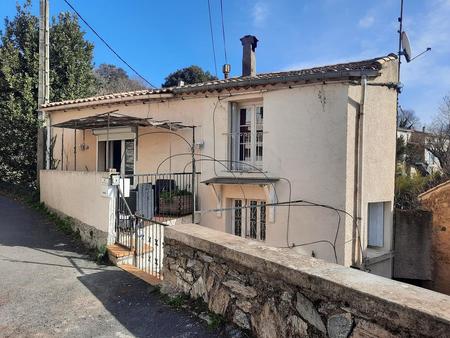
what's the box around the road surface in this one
[0,195,220,338]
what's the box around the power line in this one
[219,0,228,64]
[63,0,156,89]
[207,0,218,77]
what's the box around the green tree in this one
[50,12,97,101]
[162,65,217,88]
[94,63,147,95]
[0,1,97,187]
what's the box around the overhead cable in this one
[207,0,218,77]
[63,0,156,89]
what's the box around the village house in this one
[39,35,398,279]
[397,127,441,176]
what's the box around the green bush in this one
[159,189,192,202]
[395,171,445,209]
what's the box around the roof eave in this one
[41,92,174,112]
[172,69,380,94]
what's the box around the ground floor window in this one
[231,199,266,241]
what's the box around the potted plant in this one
[159,189,193,216]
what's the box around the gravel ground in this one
[0,195,222,338]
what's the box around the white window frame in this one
[231,199,267,241]
[230,103,264,171]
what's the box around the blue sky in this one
[1,0,449,125]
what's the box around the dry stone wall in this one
[162,224,450,338]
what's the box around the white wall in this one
[46,59,398,269]
[40,170,113,235]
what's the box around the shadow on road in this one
[0,194,222,337]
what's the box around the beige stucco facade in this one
[40,57,398,276]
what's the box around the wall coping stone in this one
[165,223,450,334]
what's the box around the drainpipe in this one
[352,75,367,268]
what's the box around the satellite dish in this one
[401,31,412,62]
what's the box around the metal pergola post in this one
[191,126,196,223]
[74,121,77,171]
[106,112,110,170]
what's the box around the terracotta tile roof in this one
[42,88,171,108]
[42,54,397,109]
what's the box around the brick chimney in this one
[240,35,258,77]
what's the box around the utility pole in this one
[37,0,50,181]
[397,0,404,85]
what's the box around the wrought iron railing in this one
[114,172,199,279]
[134,215,166,279]
[121,172,198,222]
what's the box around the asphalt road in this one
[0,195,220,338]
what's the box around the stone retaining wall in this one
[419,180,450,295]
[49,207,108,249]
[162,224,450,338]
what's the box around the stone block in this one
[287,315,308,337]
[222,280,257,298]
[209,286,230,316]
[350,320,395,338]
[176,277,192,294]
[327,313,353,338]
[233,309,250,330]
[252,301,285,338]
[187,259,203,276]
[236,299,253,313]
[198,252,214,263]
[295,292,326,333]
[191,276,207,301]
[210,263,227,280]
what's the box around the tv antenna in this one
[397,0,431,84]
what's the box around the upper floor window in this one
[230,103,263,171]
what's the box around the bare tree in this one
[398,107,420,129]
[425,95,450,177]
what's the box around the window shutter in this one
[368,203,384,247]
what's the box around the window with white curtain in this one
[368,202,385,247]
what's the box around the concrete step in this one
[107,244,134,266]
[119,264,161,286]
[107,243,154,266]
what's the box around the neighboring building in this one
[419,180,450,295]
[397,127,441,176]
[39,35,398,278]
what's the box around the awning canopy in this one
[52,111,193,130]
[201,176,279,185]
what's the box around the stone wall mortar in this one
[162,236,450,338]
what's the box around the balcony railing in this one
[119,172,198,222]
